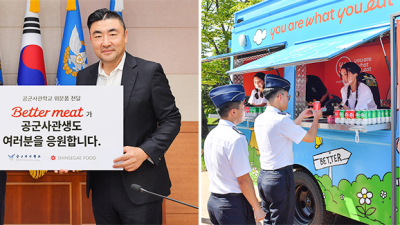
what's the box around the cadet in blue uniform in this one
[205,84,265,225]
[254,74,322,225]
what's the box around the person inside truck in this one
[306,75,330,107]
[248,72,267,107]
[340,62,377,110]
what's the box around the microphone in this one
[130,184,199,209]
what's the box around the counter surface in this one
[209,114,391,132]
[299,119,391,132]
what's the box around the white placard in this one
[0,86,123,170]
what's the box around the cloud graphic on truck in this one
[253,29,266,45]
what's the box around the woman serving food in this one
[248,72,267,107]
[340,62,377,110]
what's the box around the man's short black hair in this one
[263,87,286,102]
[216,101,241,118]
[87,8,126,32]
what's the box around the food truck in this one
[203,0,399,224]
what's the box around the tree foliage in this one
[201,0,262,138]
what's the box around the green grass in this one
[207,117,219,126]
[201,153,207,172]
[201,138,207,172]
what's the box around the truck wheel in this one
[294,171,334,225]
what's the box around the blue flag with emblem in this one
[110,0,124,18]
[56,0,87,85]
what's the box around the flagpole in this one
[0,51,3,85]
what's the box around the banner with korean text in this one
[0,86,123,170]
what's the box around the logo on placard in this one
[9,154,42,161]
[51,155,56,161]
[336,56,351,77]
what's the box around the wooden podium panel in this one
[4,173,169,225]
[5,182,70,224]
[3,122,198,224]
[5,172,95,225]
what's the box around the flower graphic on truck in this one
[252,167,259,176]
[380,191,387,199]
[315,172,394,224]
[357,188,373,205]
[356,187,376,218]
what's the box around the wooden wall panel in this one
[165,122,198,224]
[166,214,199,225]
[3,122,198,224]
[179,121,198,133]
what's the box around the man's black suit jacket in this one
[76,52,181,205]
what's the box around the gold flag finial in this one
[66,0,77,11]
[29,170,47,179]
[29,0,40,13]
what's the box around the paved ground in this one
[201,171,263,225]
[201,171,365,225]
[200,171,211,225]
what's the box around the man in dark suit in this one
[75,8,181,224]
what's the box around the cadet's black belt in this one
[263,165,293,171]
[211,193,243,197]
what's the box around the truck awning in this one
[226,25,389,74]
[201,42,285,63]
